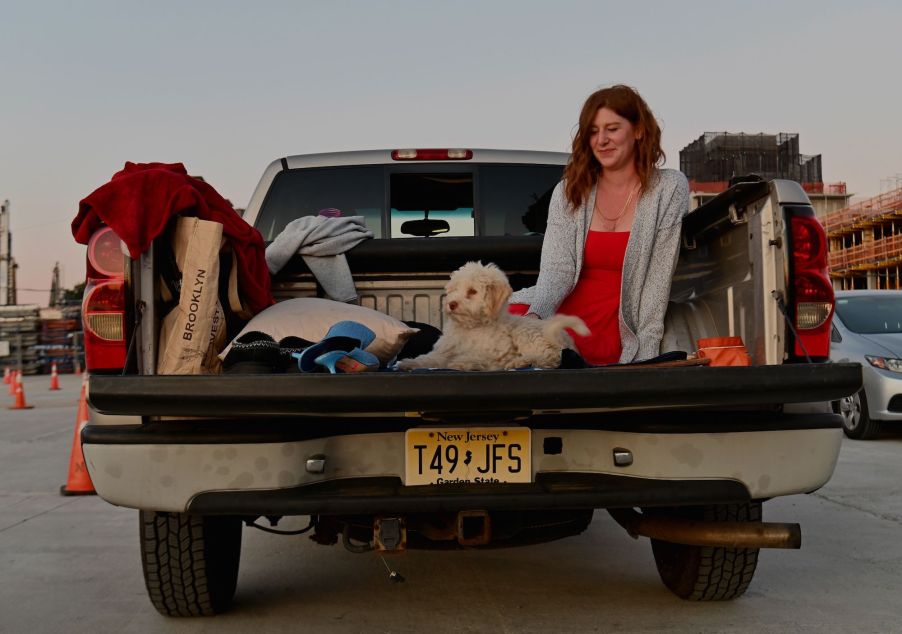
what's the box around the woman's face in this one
[589,107,640,171]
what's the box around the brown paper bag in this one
[157,217,228,374]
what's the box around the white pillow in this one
[220,298,418,363]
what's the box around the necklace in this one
[596,183,639,225]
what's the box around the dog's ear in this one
[485,276,512,317]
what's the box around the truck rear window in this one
[255,163,563,240]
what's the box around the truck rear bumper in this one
[82,413,843,514]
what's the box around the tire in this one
[837,389,881,440]
[140,511,242,617]
[648,502,761,601]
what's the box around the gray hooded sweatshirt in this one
[509,168,690,363]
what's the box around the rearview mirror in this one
[400,218,451,238]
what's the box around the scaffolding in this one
[824,187,902,289]
[680,132,823,187]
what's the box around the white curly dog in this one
[395,261,589,371]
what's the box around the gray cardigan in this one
[509,168,690,363]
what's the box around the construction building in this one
[680,132,851,217]
[824,187,902,290]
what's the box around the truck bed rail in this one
[89,363,861,417]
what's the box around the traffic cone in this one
[8,372,34,410]
[8,370,17,396]
[73,357,82,376]
[2,367,10,384]
[61,377,95,496]
[49,362,61,390]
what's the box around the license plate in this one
[405,427,531,485]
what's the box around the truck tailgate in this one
[88,363,861,417]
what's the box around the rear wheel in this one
[140,511,242,616]
[837,389,881,440]
[648,502,761,601]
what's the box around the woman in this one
[509,84,689,364]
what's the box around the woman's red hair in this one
[563,85,665,210]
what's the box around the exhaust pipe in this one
[608,508,801,550]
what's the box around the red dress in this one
[511,231,629,365]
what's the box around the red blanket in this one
[72,162,273,315]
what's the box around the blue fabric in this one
[293,320,377,372]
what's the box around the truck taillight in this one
[391,148,473,161]
[84,281,125,340]
[83,227,127,372]
[788,211,834,359]
[87,225,125,278]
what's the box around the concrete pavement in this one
[2,373,901,632]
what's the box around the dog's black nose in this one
[448,301,458,311]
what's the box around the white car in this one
[831,290,902,439]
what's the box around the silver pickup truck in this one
[80,149,860,615]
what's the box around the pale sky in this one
[1,0,900,305]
